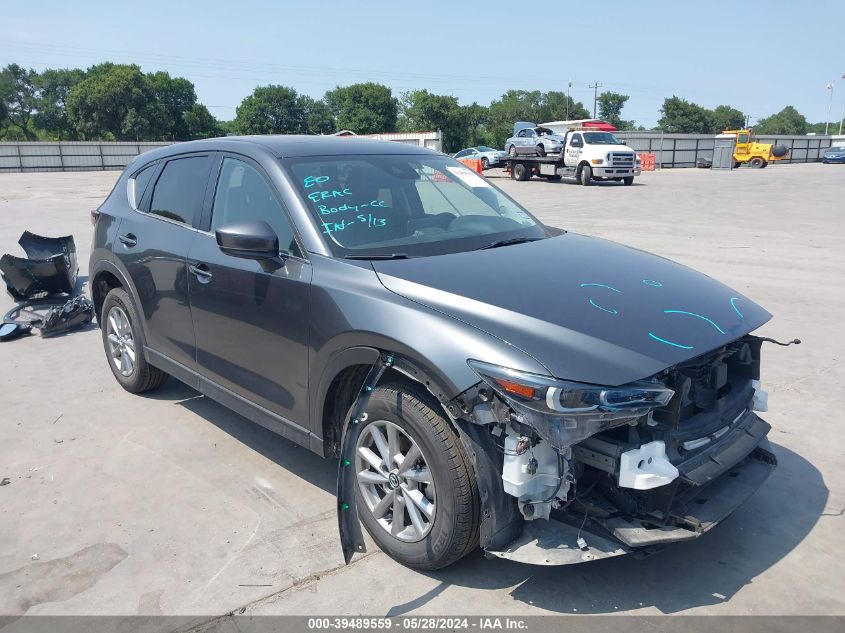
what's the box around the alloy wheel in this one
[355,419,436,542]
[106,306,136,377]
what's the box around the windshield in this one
[284,154,545,257]
[583,132,621,145]
[477,146,495,152]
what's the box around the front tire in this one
[750,157,765,168]
[354,384,479,570]
[623,176,634,185]
[535,144,546,157]
[480,157,489,170]
[579,164,593,185]
[101,288,168,393]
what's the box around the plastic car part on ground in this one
[0,322,32,342]
[2,295,94,340]
[0,231,78,300]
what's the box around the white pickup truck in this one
[499,128,642,185]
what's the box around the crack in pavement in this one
[178,550,382,632]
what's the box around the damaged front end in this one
[453,335,778,565]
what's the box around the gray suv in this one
[90,135,777,570]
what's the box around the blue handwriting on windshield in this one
[308,188,352,203]
[318,200,387,215]
[304,175,330,188]
[322,213,388,236]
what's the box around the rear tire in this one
[101,288,168,393]
[579,164,592,185]
[733,161,742,169]
[508,145,517,157]
[354,384,480,570]
[480,157,489,170]
[513,162,531,181]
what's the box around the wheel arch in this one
[90,260,136,325]
[315,345,463,458]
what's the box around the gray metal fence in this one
[0,141,172,173]
[614,133,834,168]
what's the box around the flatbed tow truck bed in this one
[498,153,640,185]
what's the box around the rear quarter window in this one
[126,163,157,210]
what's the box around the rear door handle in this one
[118,233,137,248]
[189,263,213,284]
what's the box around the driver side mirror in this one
[215,220,279,260]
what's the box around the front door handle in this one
[118,233,137,248]
[189,263,213,284]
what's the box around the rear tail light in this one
[90,209,101,226]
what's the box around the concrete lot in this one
[0,163,843,618]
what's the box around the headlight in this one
[467,360,674,449]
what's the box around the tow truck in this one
[498,122,642,185]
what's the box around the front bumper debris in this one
[0,231,78,300]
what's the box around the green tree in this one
[710,105,745,132]
[399,89,466,152]
[753,106,808,135]
[0,98,8,139]
[33,68,85,140]
[298,95,336,134]
[217,119,237,136]
[67,63,152,140]
[325,83,397,134]
[658,96,714,133]
[234,85,305,135]
[461,102,490,148]
[145,71,197,139]
[183,103,220,139]
[0,63,38,140]
[597,91,630,129]
[487,90,589,148]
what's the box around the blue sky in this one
[2,0,843,127]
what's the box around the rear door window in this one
[149,156,213,225]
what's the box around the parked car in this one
[90,135,778,571]
[822,146,845,163]
[453,146,507,169]
[505,122,566,157]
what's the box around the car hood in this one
[372,233,771,386]
[592,144,635,152]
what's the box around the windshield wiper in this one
[477,237,543,251]
[344,253,411,260]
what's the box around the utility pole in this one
[840,73,845,135]
[588,82,603,118]
[745,114,752,128]
[566,80,572,120]
[825,81,834,135]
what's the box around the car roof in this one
[138,135,437,162]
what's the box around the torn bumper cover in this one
[486,423,776,566]
[0,231,78,300]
